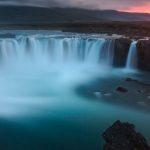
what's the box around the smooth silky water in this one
[0,31,150,150]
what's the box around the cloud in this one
[0,0,149,11]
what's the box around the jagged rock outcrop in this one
[137,40,150,71]
[116,86,128,93]
[113,38,131,67]
[102,120,150,150]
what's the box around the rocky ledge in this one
[102,120,150,150]
[137,39,150,71]
[113,38,131,67]
[112,38,150,71]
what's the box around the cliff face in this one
[112,38,150,72]
[137,40,150,71]
[113,38,131,67]
[0,33,150,71]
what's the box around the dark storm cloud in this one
[0,0,149,10]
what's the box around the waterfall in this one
[99,39,115,65]
[126,41,138,70]
[0,35,115,66]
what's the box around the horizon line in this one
[0,4,150,14]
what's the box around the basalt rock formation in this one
[137,40,150,71]
[102,120,150,150]
[113,38,131,67]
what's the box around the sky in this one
[0,0,150,13]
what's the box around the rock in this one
[102,120,150,150]
[125,77,137,82]
[125,77,133,82]
[113,38,132,67]
[137,89,144,94]
[94,92,102,98]
[116,86,128,93]
[137,40,150,71]
[94,92,113,98]
[125,77,150,87]
[103,93,113,97]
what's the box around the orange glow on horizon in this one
[121,3,150,14]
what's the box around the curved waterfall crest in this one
[0,34,139,71]
[0,35,115,65]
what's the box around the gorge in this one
[0,0,150,149]
[0,31,150,150]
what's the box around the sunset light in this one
[0,1,150,150]
[122,2,150,13]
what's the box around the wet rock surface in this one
[76,72,150,113]
[125,77,150,87]
[125,77,137,82]
[116,86,128,93]
[102,120,150,150]
[113,38,131,67]
[137,40,150,71]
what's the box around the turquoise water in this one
[0,31,149,150]
[0,63,150,150]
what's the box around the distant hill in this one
[0,6,150,24]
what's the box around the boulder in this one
[137,89,144,94]
[125,77,133,82]
[102,120,150,150]
[113,38,132,67]
[116,86,128,93]
[137,40,150,71]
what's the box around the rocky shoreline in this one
[0,21,150,37]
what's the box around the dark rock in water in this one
[125,77,133,82]
[137,89,144,94]
[125,77,138,82]
[102,120,150,150]
[137,40,150,71]
[125,77,150,87]
[113,38,132,67]
[116,86,128,93]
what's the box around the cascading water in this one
[0,34,117,118]
[99,39,115,65]
[0,35,115,66]
[126,41,138,70]
[0,33,150,150]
